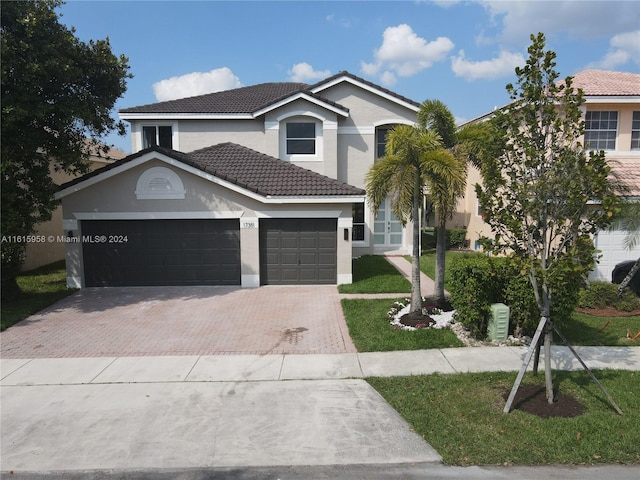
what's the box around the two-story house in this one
[55,72,421,288]
[457,69,640,282]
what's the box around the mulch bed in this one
[503,384,586,418]
[575,307,640,317]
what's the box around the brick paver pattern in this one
[0,286,357,358]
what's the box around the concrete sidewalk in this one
[3,346,640,385]
[2,347,639,475]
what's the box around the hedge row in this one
[422,228,468,250]
[448,254,583,340]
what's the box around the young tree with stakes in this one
[475,33,623,412]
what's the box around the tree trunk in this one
[1,274,21,302]
[434,220,446,305]
[411,176,422,314]
[544,318,554,404]
[617,257,640,297]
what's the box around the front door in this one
[373,198,403,248]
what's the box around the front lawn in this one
[368,370,640,466]
[341,297,463,351]
[1,260,76,330]
[338,255,411,294]
[559,312,640,347]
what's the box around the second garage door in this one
[260,218,337,285]
[82,219,241,287]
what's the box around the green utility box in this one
[488,303,510,341]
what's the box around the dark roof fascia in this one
[308,71,421,111]
[252,90,350,118]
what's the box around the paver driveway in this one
[0,286,356,358]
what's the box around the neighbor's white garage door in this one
[590,229,640,282]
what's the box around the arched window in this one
[135,166,186,200]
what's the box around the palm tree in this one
[417,100,468,302]
[366,102,468,312]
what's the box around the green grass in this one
[341,298,463,351]
[338,255,411,294]
[1,260,77,330]
[558,312,640,347]
[368,370,640,466]
[415,249,476,291]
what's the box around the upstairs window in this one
[376,126,392,159]
[286,122,315,154]
[632,111,640,150]
[143,125,173,149]
[584,111,618,151]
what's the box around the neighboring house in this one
[458,69,640,282]
[55,72,422,288]
[23,144,126,271]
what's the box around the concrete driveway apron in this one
[0,285,356,358]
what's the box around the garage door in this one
[82,219,240,287]
[591,229,640,282]
[260,218,337,285]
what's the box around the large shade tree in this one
[1,0,131,298]
[366,100,467,314]
[475,33,623,406]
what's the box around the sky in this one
[56,0,640,154]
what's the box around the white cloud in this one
[361,24,454,85]
[451,49,524,81]
[153,67,242,102]
[589,30,640,69]
[477,1,640,44]
[288,63,331,83]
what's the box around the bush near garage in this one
[577,281,640,312]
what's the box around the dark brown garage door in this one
[82,219,240,287]
[260,218,337,285]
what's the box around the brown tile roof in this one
[119,71,420,115]
[308,71,421,108]
[59,143,365,198]
[612,158,640,197]
[571,70,640,96]
[120,82,349,115]
[120,82,307,114]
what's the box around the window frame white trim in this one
[278,111,325,163]
[133,121,179,152]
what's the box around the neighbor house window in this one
[352,203,365,241]
[143,125,173,149]
[584,111,618,151]
[286,122,315,154]
[376,126,393,159]
[631,111,640,150]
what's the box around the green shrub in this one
[421,228,468,250]
[448,253,504,339]
[449,254,584,340]
[577,281,640,312]
[502,274,539,337]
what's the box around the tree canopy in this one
[475,33,623,404]
[1,0,131,296]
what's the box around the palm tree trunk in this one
[411,176,422,314]
[434,218,446,304]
